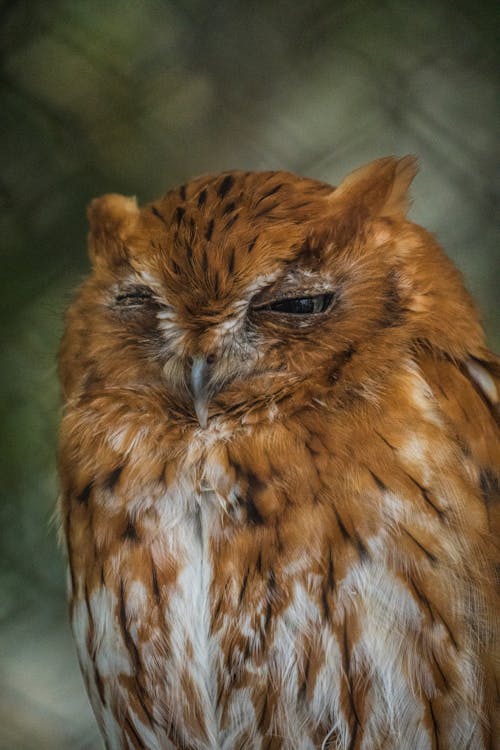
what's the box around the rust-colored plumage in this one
[58,157,500,749]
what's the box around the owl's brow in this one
[242,271,283,300]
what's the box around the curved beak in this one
[190,356,213,428]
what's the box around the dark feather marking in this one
[84,583,101,708]
[348,721,360,750]
[408,575,434,622]
[379,271,405,328]
[239,569,249,605]
[119,580,142,673]
[202,248,208,273]
[480,468,500,506]
[329,345,356,384]
[217,174,234,199]
[150,205,169,228]
[242,470,268,525]
[428,700,440,750]
[124,715,147,749]
[84,582,95,640]
[327,547,335,592]
[403,470,448,521]
[321,549,335,621]
[76,482,93,506]
[256,183,283,204]
[458,437,472,458]
[205,218,214,241]
[245,497,265,525]
[224,213,239,230]
[263,737,282,750]
[264,569,277,631]
[353,532,370,561]
[212,595,224,625]
[342,619,362,746]
[179,184,186,201]
[134,690,156,729]
[454,391,472,425]
[436,381,448,401]
[256,549,263,575]
[255,202,280,218]
[257,692,268,731]
[247,237,257,253]
[409,574,461,649]
[151,560,161,604]
[290,200,315,210]
[104,466,123,491]
[94,665,106,706]
[165,722,187,749]
[374,430,397,451]
[332,505,351,542]
[242,636,252,663]
[432,651,449,690]
[368,469,387,491]
[246,470,267,494]
[321,585,330,622]
[264,598,273,633]
[274,525,284,555]
[228,247,235,274]
[174,206,185,225]
[216,677,226,708]
[122,518,139,542]
[197,188,207,207]
[223,200,236,215]
[402,528,438,564]
[299,651,310,700]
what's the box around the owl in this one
[58,156,500,750]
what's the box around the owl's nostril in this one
[187,353,215,366]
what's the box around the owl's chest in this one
[70,431,485,750]
[73,447,348,748]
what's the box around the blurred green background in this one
[0,1,498,748]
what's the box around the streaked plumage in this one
[58,157,500,749]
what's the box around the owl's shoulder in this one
[416,350,500,539]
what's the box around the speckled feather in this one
[58,158,500,749]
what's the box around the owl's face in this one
[60,158,481,429]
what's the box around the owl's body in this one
[58,159,499,749]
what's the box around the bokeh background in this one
[1,0,498,748]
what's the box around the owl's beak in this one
[189,356,213,428]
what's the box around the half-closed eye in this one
[258,293,334,315]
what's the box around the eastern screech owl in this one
[58,157,500,750]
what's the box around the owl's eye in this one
[115,286,154,306]
[262,293,334,315]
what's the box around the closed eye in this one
[115,286,154,306]
[259,293,334,314]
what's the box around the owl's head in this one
[60,157,484,428]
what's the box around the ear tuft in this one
[329,155,419,220]
[87,193,139,235]
[87,194,139,267]
[382,155,419,217]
